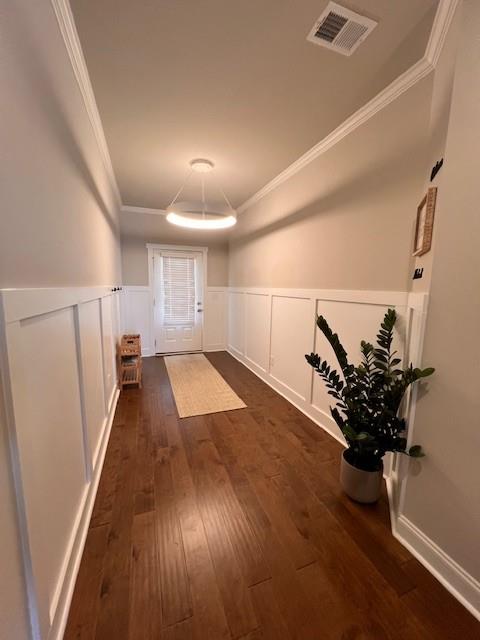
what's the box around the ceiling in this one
[71,0,438,211]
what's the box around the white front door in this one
[153,250,204,353]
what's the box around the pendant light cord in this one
[166,168,194,211]
[167,162,237,223]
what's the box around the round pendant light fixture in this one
[166,159,237,230]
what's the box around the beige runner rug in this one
[164,353,246,418]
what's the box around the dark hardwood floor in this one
[65,352,480,640]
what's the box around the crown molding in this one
[50,0,122,206]
[238,0,459,214]
[52,0,459,217]
[425,0,460,67]
[121,205,167,216]
[238,57,432,214]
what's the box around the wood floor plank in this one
[65,353,480,640]
[129,511,162,640]
[272,463,426,639]
[90,421,122,528]
[211,416,329,640]
[324,498,415,596]
[203,412,271,587]
[162,617,195,640]
[64,525,109,640]
[165,414,231,640]
[249,580,292,640]
[401,558,480,639]
[154,445,192,627]
[226,409,281,478]
[134,401,155,515]
[181,415,258,638]
[297,561,388,640]
[94,403,138,640]
[217,413,319,571]
[149,391,169,449]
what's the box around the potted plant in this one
[305,308,434,503]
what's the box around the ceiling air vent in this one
[307,2,377,56]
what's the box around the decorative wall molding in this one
[204,287,228,352]
[120,286,153,356]
[52,0,458,218]
[425,0,460,67]
[238,0,459,214]
[226,286,414,445]
[49,0,121,206]
[50,387,119,640]
[0,287,121,640]
[1,285,117,324]
[393,513,480,621]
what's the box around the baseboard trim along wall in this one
[0,286,122,640]
[393,511,480,621]
[226,285,480,623]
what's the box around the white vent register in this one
[307,2,377,56]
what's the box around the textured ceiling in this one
[71,0,438,210]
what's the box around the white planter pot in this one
[340,450,383,504]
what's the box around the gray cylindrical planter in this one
[340,450,383,504]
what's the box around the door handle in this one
[197,309,203,313]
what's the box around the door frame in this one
[147,243,208,355]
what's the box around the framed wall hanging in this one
[413,186,437,256]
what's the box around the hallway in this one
[64,353,480,640]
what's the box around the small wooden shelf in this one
[118,334,142,390]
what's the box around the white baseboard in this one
[204,345,227,353]
[393,514,480,622]
[49,386,120,640]
[227,346,345,448]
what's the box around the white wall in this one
[0,0,122,288]
[0,384,30,639]
[228,75,433,292]
[0,287,121,640]
[396,0,480,618]
[120,210,229,286]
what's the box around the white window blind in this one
[161,255,195,325]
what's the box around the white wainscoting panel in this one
[100,295,116,414]
[312,299,405,440]
[244,293,270,371]
[6,307,87,637]
[77,299,107,471]
[120,286,152,356]
[270,295,314,402]
[227,291,245,357]
[0,287,121,640]
[204,288,227,351]
[227,288,411,445]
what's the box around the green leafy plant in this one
[305,309,434,472]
